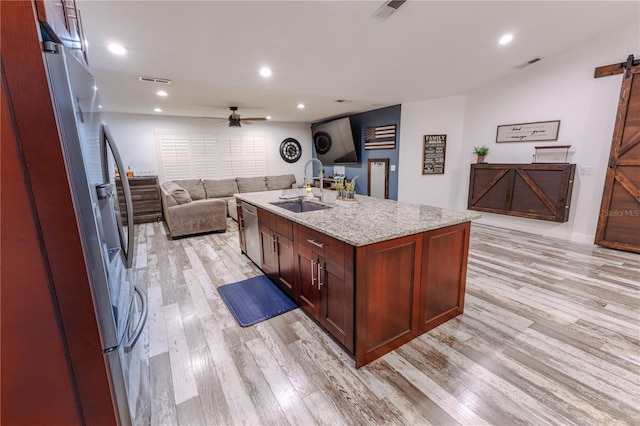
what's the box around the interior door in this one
[368,158,389,199]
[595,63,640,253]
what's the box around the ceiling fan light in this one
[229,119,241,127]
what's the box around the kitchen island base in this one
[236,193,477,368]
[355,222,469,367]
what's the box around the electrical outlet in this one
[579,166,592,175]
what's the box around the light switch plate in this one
[579,166,592,175]
[391,165,396,172]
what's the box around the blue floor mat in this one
[217,275,298,327]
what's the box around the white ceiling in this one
[78,1,639,124]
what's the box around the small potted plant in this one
[344,176,358,200]
[473,145,489,163]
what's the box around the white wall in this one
[398,96,466,209]
[103,112,313,184]
[399,23,638,243]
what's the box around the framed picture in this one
[496,120,560,143]
[422,134,446,175]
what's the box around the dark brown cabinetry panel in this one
[355,236,420,366]
[259,208,296,298]
[116,176,162,225]
[468,163,576,222]
[2,1,116,423]
[295,224,355,352]
[252,204,470,368]
[419,223,469,333]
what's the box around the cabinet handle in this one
[310,259,316,287]
[273,235,278,254]
[318,262,324,289]
[307,239,324,249]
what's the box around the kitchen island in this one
[235,190,480,367]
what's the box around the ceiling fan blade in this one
[202,116,228,120]
[241,117,268,121]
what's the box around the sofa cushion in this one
[236,176,267,193]
[163,181,192,205]
[266,174,296,190]
[174,179,206,200]
[203,178,239,199]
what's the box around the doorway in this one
[368,158,389,199]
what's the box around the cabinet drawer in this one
[296,224,344,266]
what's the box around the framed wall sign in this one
[422,134,446,175]
[496,120,560,143]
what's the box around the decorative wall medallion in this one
[280,138,302,163]
[313,131,332,154]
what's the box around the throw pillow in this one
[163,181,192,205]
[173,179,206,200]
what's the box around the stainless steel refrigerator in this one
[43,41,149,426]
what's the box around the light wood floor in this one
[131,219,640,426]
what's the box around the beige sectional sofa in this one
[160,174,297,238]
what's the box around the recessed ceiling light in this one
[297,103,305,109]
[266,116,272,120]
[499,34,514,45]
[156,90,168,97]
[108,43,127,55]
[259,67,272,77]
[153,108,162,112]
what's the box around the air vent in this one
[515,57,543,69]
[334,99,354,103]
[138,76,172,84]
[372,0,406,21]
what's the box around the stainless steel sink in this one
[270,199,332,213]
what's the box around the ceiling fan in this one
[207,106,268,127]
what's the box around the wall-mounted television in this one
[311,117,358,164]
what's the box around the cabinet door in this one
[275,232,296,297]
[259,223,277,278]
[319,254,354,352]
[296,243,319,318]
[419,223,470,333]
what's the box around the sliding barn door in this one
[595,64,640,253]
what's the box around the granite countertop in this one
[235,189,481,247]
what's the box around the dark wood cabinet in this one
[258,208,296,298]
[116,176,162,225]
[295,224,354,352]
[251,205,469,367]
[419,222,470,333]
[354,222,471,367]
[468,163,576,222]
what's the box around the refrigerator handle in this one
[124,285,148,353]
[101,124,135,268]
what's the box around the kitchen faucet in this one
[304,158,323,201]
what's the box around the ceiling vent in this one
[515,57,543,69]
[372,0,406,21]
[138,76,172,84]
[334,99,354,103]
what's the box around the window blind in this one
[156,133,267,182]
